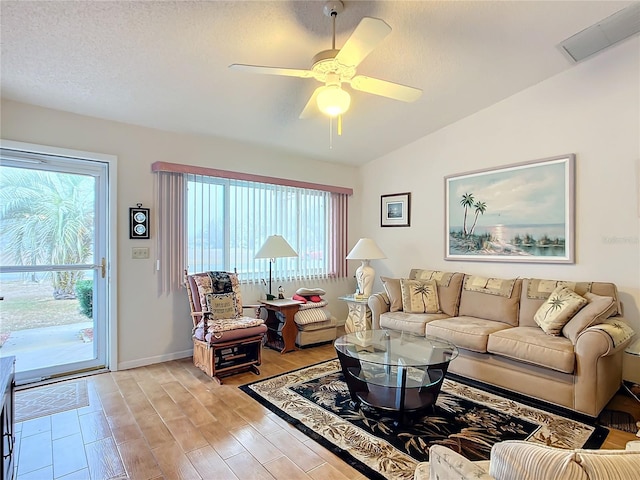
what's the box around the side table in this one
[338,295,372,333]
[623,339,640,384]
[260,299,303,354]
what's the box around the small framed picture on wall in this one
[381,192,411,227]
[129,205,150,239]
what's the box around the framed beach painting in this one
[445,154,575,263]
[381,192,411,227]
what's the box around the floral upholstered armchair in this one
[184,270,267,383]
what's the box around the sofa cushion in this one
[520,279,620,327]
[489,441,587,480]
[400,278,440,313]
[590,282,622,316]
[459,276,522,326]
[195,318,266,343]
[526,278,593,299]
[380,276,403,312]
[575,449,640,479]
[487,327,575,373]
[380,311,449,336]
[409,270,464,316]
[534,286,587,335]
[562,292,617,344]
[426,317,512,353]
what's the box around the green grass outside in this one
[0,281,88,334]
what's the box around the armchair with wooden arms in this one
[184,270,267,384]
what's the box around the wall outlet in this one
[132,247,149,259]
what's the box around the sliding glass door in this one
[0,148,109,385]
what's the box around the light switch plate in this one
[132,247,149,259]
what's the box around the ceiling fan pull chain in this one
[337,114,343,136]
[329,116,333,149]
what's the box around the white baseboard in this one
[116,349,193,371]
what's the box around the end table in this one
[260,299,303,354]
[338,295,372,333]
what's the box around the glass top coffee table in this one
[334,329,458,425]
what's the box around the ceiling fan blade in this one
[350,75,422,102]
[229,64,314,78]
[299,87,323,119]
[334,17,391,68]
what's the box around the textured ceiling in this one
[0,1,635,166]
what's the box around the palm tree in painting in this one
[459,193,475,236]
[412,282,434,313]
[468,201,487,236]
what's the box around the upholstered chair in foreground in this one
[415,440,640,480]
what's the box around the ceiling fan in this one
[229,1,422,128]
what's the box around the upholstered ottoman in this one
[292,300,338,347]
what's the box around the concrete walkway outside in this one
[0,322,94,375]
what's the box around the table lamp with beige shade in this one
[346,238,386,298]
[255,235,298,300]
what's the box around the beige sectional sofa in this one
[368,270,635,417]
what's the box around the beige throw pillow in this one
[400,278,440,314]
[380,276,403,312]
[534,286,587,335]
[205,293,238,320]
[562,292,617,343]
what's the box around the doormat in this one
[15,380,89,423]
[241,359,607,480]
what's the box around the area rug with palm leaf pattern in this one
[240,359,607,480]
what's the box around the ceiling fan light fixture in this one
[317,85,351,117]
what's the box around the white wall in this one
[361,38,640,338]
[0,100,361,369]
[2,35,638,373]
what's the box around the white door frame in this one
[0,139,118,372]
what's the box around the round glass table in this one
[334,329,458,425]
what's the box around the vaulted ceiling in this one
[0,1,634,165]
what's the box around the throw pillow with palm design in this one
[534,286,587,335]
[400,278,440,314]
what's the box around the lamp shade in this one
[346,238,386,297]
[255,235,298,259]
[317,85,351,117]
[346,238,386,260]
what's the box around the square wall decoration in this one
[381,192,411,227]
[445,154,575,263]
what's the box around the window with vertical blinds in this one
[153,162,350,291]
[187,174,335,281]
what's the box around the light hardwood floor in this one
[14,343,639,480]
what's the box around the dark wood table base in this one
[260,299,302,354]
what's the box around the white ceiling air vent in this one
[558,3,640,63]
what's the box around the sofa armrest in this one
[367,292,390,330]
[576,316,635,355]
[574,317,635,416]
[627,441,640,451]
[427,445,493,480]
[577,317,635,356]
